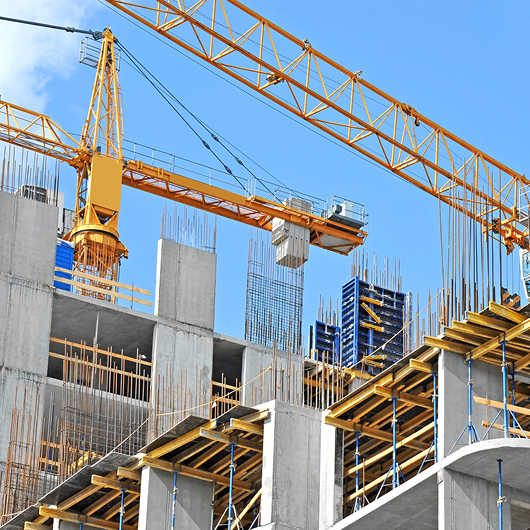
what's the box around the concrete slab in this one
[0,453,135,530]
[334,465,438,530]
[444,438,530,493]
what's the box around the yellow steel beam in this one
[361,302,382,323]
[474,396,530,417]
[104,0,530,250]
[38,507,136,530]
[324,416,429,451]
[373,385,434,409]
[466,317,530,361]
[123,160,366,255]
[328,373,394,418]
[140,455,254,491]
[360,321,384,332]
[91,475,141,495]
[360,295,383,306]
[409,359,433,374]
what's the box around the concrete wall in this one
[438,350,503,457]
[154,239,216,330]
[320,418,344,530]
[0,192,57,471]
[241,344,304,408]
[260,400,322,530]
[138,466,214,530]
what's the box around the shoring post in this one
[228,442,236,529]
[449,356,479,453]
[511,370,516,430]
[432,369,438,463]
[501,336,509,438]
[497,459,505,530]
[392,396,398,489]
[467,358,474,445]
[171,471,179,530]
[119,488,125,530]
[354,431,361,512]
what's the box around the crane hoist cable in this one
[0,15,103,39]
[116,41,283,197]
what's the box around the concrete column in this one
[438,469,499,529]
[319,418,344,529]
[438,350,503,458]
[260,400,321,530]
[0,192,57,467]
[138,466,214,530]
[241,345,304,407]
[150,239,217,437]
[154,239,216,330]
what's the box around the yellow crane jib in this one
[104,0,530,253]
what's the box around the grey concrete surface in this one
[0,192,57,284]
[155,239,216,330]
[241,344,304,406]
[0,192,57,471]
[335,466,438,530]
[444,438,530,493]
[438,350,503,457]
[49,290,156,375]
[320,417,344,530]
[151,322,213,417]
[260,400,322,530]
[138,466,214,530]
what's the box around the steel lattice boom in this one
[104,0,530,251]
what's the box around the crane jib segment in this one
[104,0,530,251]
[0,100,366,255]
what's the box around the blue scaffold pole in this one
[171,471,179,530]
[498,459,504,530]
[119,489,125,530]
[392,397,398,489]
[228,443,235,529]
[501,336,509,438]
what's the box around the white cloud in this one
[0,0,99,112]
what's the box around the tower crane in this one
[0,26,367,300]
[102,0,530,255]
[100,0,530,300]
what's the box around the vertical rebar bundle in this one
[1,146,60,205]
[160,203,217,253]
[245,230,304,354]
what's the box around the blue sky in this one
[1,1,528,342]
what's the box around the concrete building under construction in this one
[2,2,530,530]
[1,189,530,530]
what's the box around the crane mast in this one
[104,0,530,253]
[68,29,128,297]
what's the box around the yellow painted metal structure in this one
[104,0,530,252]
[67,30,128,299]
[0,26,367,298]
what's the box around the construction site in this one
[1,2,530,529]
